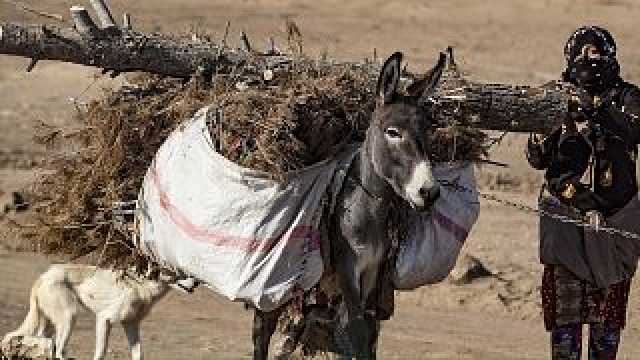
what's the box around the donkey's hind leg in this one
[252,307,282,360]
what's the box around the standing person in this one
[526,26,640,359]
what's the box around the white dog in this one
[1,264,190,360]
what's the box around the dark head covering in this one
[562,26,620,93]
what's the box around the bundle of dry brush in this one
[17,54,489,267]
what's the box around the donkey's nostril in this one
[429,186,441,202]
[419,186,440,203]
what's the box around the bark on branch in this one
[0,19,569,133]
[0,21,253,78]
[432,69,569,133]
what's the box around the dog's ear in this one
[141,262,164,280]
[144,262,155,278]
[157,271,176,283]
[168,277,199,294]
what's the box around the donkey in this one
[251,51,446,359]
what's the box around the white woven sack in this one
[136,107,356,311]
[393,162,480,290]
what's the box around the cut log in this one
[1,336,54,359]
[432,72,570,133]
[0,17,569,133]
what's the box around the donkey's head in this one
[365,52,445,211]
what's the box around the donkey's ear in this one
[406,52,447,99]
[377,52,403,104]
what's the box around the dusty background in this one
[2,0,640,359]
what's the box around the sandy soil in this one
[2,1,640,359]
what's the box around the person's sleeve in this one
[545,134,602,212]
[618,85,640,144]
[569,184,608,212]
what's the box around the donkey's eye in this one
[384,127,403,139]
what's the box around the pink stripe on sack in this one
[432,208,469,243]
[150,164,321,253]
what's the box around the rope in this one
[438,179,640,241]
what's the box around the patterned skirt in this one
[541,264,633,331]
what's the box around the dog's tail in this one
[3,278,45,342]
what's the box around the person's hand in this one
[526,133,545,169]
[568,87,595,121]
[586,210,605,231]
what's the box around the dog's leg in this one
[35,318,49,337]
[37,276,78,360]
[53,311,75,360]
[94,317,112,360]
[123,321,142,360]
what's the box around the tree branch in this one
[70,6,98,36]
[0,21,251,78]
[0,19,568,133]
[432,77,569,133]
[89,0,116,29]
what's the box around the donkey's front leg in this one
[252,307,282,360]
[335,257,372,359]
[366,317,380,360]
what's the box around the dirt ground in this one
[2,0,640,359]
